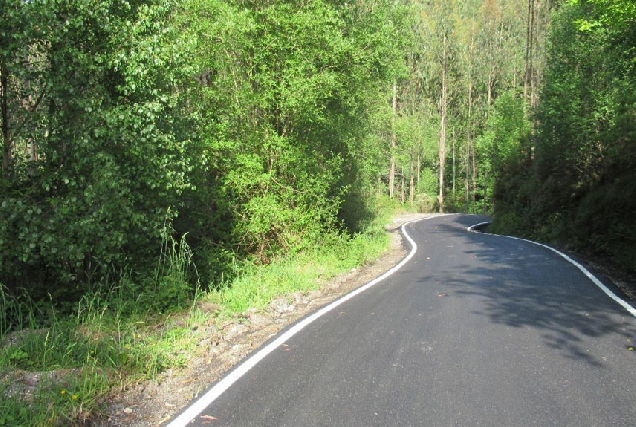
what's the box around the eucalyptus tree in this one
[409,0,462,213]
[395,0,531,213]
[487,0,636,271]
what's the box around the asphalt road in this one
[169,214,636,427]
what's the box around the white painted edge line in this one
[467,222,636,319]
[166,218,425,427]
[467,222,490,232]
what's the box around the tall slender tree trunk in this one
[439,92,446,213]
[410,149,415,204]
[466,76,473,212]
[483,170,489,214]
[417,151,421,188]
[487,73,493,118]
[401,166,405,204]
[389,81,397,198]
[532,0,542,109]
[524,0,535,105]
[1,61,12,179]
[438,34,447,214]
[472,142,477,205]
[452,129,456,205]
[465,142,470,212]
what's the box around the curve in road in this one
[166,214,432,427]
[168,214,636,427]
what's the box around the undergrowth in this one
[0,206,394,426]
[208,218,390,315]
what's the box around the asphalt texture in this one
[174,214,636,427]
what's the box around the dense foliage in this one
[2,0,634,315]
[0,0,410,309]
[3,1,636,423]
[490,0,636,272]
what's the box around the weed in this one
[0,205,397,425]
[148,231,198,312]
[0,285,39,336]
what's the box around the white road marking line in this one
[166,218,425,427]
[467,222,636,319]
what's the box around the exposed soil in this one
[92,212,636,426]
[91,213,429,426]
[6,213,634,426]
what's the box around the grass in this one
[0,207,394,426]
[0,284,207,426]
[208,223,390,316]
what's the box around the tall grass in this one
[0,286,207,426]
[0,203,396,425]
[0,285,40,336]
[207,214,391,316]
[0,233,204,426]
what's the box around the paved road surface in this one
[169,214,636,426]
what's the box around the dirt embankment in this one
[94,212,636,425]
[94,214,429,426]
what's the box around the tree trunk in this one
[472,141,478,205]
[524,0,535,105]
[389,81,397,198]
[410,149,415,204]
[438,34,447,214]
[1,61,12,179]
[417,151,421,187]
[532,0,542,109]
[487,73,493,118]
[465,141,470,213]
[401,166,405,204]
[466,77,473,212]
[483,170,489,214]
[452,128,456,205]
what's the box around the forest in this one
[0,0,635,423]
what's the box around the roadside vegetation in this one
[0,199,394,426]
[1,0,635,424]
[488,0,636,274]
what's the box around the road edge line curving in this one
[165,218,426,427]
[467,222,636,319]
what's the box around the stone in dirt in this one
[91,218,419,427]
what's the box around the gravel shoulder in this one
[92,212,636,425]
[93,213,430,426]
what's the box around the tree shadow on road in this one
[416,215,636,368]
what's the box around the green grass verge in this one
[0,208,394,426]
[207,222,390,316]
[0,290,206,426]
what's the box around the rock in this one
[270,298,291,314]
[249,313,271,329]
[194,300,221,314]
[231,343,249,355]
[198,338,212,347]
[307,290,322,300]
[223,324,248,341]
[209,341,230,357]
[291,292,304,304]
